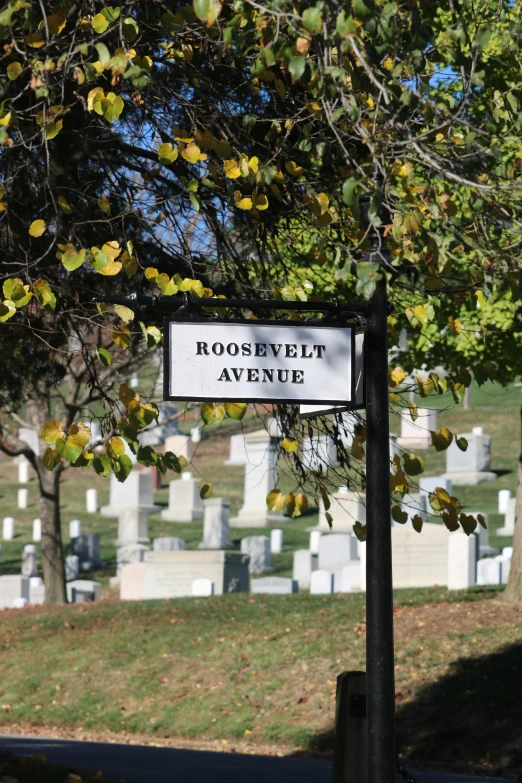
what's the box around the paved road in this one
[0,735,514,783]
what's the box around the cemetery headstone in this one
[477,558,501,586]
[116,543,150,576]
[293,549,318,590]
[67,579,102,602]
[310,570,334,595]
[224,433,249,466]
[3,517,14,541]
[161,471,204,522]
[199,498,232,549]
[138,402,181,447]
[65,555,80,582]
[310,530,322,554]
[315,488,366,533]
[86,488,98,514]
[447,531,478,590]
[442,430,496,485]
[18,462,29,484]
[29,576,45,605]
[0,575,29,608]
[120,551,249,600]
[32,518,41,543]
[71,534,101,568]
[164,434,192,463]
[498,489,512,514]
[497,497,516,537]
[503,546,514,558]
[191,425,202,444]
[397,407,437,450]
[251,577,298,594]
[192,578,214,597]
[419,476,452,498]
[18,488,28,509]
[130,374,139,388]
[340,563,362,593]
[12,597,28,608]
[21,544,38,578]
[69,519,81,540]
[302,435,340,472]
[116,509,150,547]
[153,537,185,551]
[240,536,271,574]
[101,472,159,517]
[494,553,511,584]
[17,428,40,457]
[230,430,282,527]
[318,533,359,590]
[466,511,497,557]
[270,529,283,554]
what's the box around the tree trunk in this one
[502,405,522,603]
[36,459,67,605]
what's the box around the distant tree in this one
[3,0,522,600]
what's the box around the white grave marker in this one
[270,529,283,554]
[310,570,334,595]
[18,489,28,509]
[192,578,214,597]
[69,519,82,540]
[32,518,41,542]
[86,489,98,514]
[3,517,14,540]
[18,462,29,484]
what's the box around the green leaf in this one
[431,427,453,452]
[189,192,201,211]
[95,42,111,66]
[91,12,109,33]
[62,248,85,272]
[460,513,477,535]
[411,514,423,533]
[289,56,306,81]
[320,486,330,511]
[42,447,61,471]
[55,436,83,464]
[352,0,374,21]
[101,93,124,123]
[353,521,367,541]
[163,451,186,473]
[302,7,323,34]
[224,402,247,420]
[101,6,121,23]
[7,62,22,80]
[201,402,225,425]
[193,0,210,21]
[402,452,426,476]
[97,347,111,366]
[456,436,468,452]
[137,445,158,466]
[122,17,139,41]
[391,505,408,524]
[114,453,133,482]
[355,262,381,301]
[158,142,178,164]
[199,479,213,499]
[342,177,360,207]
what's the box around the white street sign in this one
[164,320,364,407]
[299,332,365,415]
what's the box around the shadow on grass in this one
[302,641,522,771]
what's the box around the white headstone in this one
[12,597,28,609]
[86,488,98,514]
[100,472,159,517]
[302,436,340,472]
[339,563,362,593]
[191,425,201,444]
[130,375,139,388]
[231,431,282,527]
[21,546,38,578]
[32,518,41,542]
[153,537,185,551]
[477,558,501,586]
[67,579,102,602]
[116,543,150,576]
[0,575,29,608]
[199,498,232,549]
[419,476,452,498]
[498,490,512,514]
[398,494,427,525]
[497,497,516,537]
[251,577,298,594]
[318,533,359,590]
[309,530,322,554]
[3,517,14,540]
[69,519,82,540]
[164,434,192,463]
[494,553,511,584]
[29,576,45,605]
[310,569,334,594]
[116,508,150,547]
[240,536,271,574]
[192,578,214,597]
[397,407,437,449]
[18,462,30,484]
[443,431,495,485]
[270,529,283,554]
[293,549,318,590]
[18,428,40,456]
[18,488,28,509]
[224,433,249,466]
[65,555,80,582]
[315,489,366,533]
[503,547,513,558]
[161,472,204,522]
[472,426,484,435]
[447,531,478,590]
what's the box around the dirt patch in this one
[393,599,522,641]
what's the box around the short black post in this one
[332,671,367,783]
[365,275,396,782]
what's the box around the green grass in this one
[0,586,508,756]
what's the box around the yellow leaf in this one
[267,488,285,512]
[97,196,111,215]
[390,366,406,386]
[39,419,65,444]
[248,156,259,173]
[112,325,131,349]
[145,267,159,280]
[25,32,44,48]
[253,193,268,210]
[158,142,178,164]
[275,79,286,98]
[448,316,462,335]
[98,259,122,276]
[281,438,299,452]
[46,13,66,34]
[199,480,213,499]
[285,161,304,176]
[7,62,22,80]
[313,192,329,216]
[87,87,104,111]
[28,220,46,237]
[383,56,393,70]
[108,436,125,457]
[102,241,121,259]
[42,447,61,471]
[114,304,134,323]
[119,382,139,406]
[234,191,252,210]
[58,195,72,214]
[0,112,12,127]
[68,422,91,449]
[181,143,201,164]
[224,159,241,179]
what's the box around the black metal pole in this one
[365,275,396,782]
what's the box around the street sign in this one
[164,319,364,406]
[299,332,365,416]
